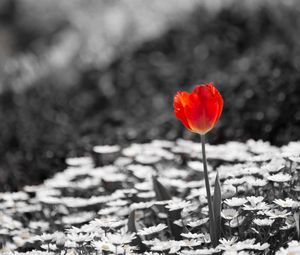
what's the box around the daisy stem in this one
[200,134,216,246]
[271,182,276,199]
[236,210,243,239]
[289,160,292,175]
[228,221,232,237]
[236,215,239,232]
[280,183,284,198]
[254,187,258,196]
[83,244,89,255]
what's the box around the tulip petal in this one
[173,92,192,131]
[184,92,212,134]
[187,83,223,134]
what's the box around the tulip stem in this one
[200,134,217,246]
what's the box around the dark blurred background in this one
[0,0,299,191]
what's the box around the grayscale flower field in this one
[0,139,300,254]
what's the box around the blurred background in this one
[0,0,299,191]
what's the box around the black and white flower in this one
[137,224,168,236]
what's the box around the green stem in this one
[201,134,216,246]
[229,220,232,237]
[271,182,276,199]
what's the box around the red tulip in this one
[173,82,223,134]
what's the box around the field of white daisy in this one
[0,139,299,254]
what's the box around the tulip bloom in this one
[173,82,223,134]
[173,82,223,247]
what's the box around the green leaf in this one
[152,176,185,239]
[152,175,172,201]
[127,210,138,233]
[213,171,222,243]
[127,210,147,252]
[169,210,188,240]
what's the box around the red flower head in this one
[173,82,223,134]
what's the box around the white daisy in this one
[247,139,278,154]
[287,155,300,163]
[92,240,114,253]
[66,157,93,166]
[157,212,168,219]
[89,217,125,229]
[114,157,133,167]
[130,201,154,210]
[222,185,237,199]
[179,248,219,254]
[134,181,152,191]
[187,161,213,172]
[154,200,171,206]
[253,218,274,226]
[221,209,238,220]
[261,159,285,173]
[165,200,191,211]
[224,178,246,187]
[224,197,248,207]
[280,217,296,230]
[64,240,78,248]
[226,216,245,228]
[93,145,120,154]
[40,243,57,251]
[142,239,158,246]
[180,232,204,239]
[187,218,209,228]
[169,244,182,254]
[135,155,161,164]
[276,240,300,255]
[224,249,250,255]
[240,166,261,176]
[173,219,184,227]
[218,237,238,250]
[243,202,270,211]
[246,196,264,206]
[35,233,54,243]
[274,198,299,208]
[67,232,92,243]
[150,240,173,252]
[137,224,167,236]
[267,173,291,183]
[52,232,66,247]
[137,191,156,199]
[222,238,268,251]
[249,178,267,187]
[107,199,128,207]
[29,221,49,231]
[264,209,291,219]
[60,212,95,225]
[203,233,211,243]
[246,242,270,251]
[97,207,119,216]
[105,232,135,245]
[181,239,203,247]
[151,139,174,148]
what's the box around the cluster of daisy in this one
[0,139,299,254]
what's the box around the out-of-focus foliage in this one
[0,1,300,191]
[0,0,200,92]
